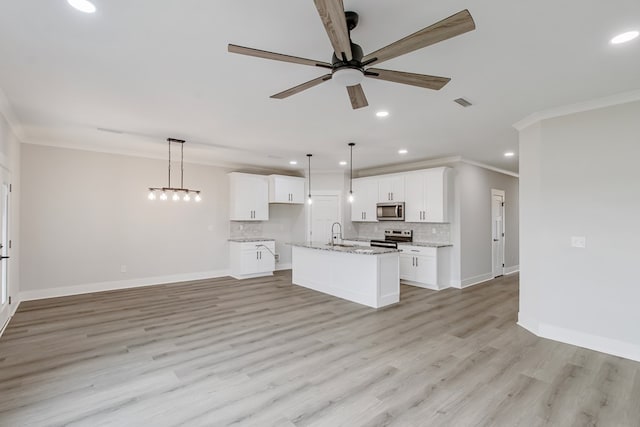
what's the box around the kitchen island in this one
[290,243,400,308]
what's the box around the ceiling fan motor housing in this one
[331,41,364,86]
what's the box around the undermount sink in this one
[327,243,355,248]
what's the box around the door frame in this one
[0,167,11,334]
[491,189,506,278]
[306,191,343,243]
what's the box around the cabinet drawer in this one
[399,245,437,256]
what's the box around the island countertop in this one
[289,242,399,255]
[228,237,275,243]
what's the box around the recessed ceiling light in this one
[339,161,347,166]
[398,149,408,155]
[289,160,297,165]
[376,111,389,118]
[611,31,639,44]
[504,152,515,157]
[67,0,97,13]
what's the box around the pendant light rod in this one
[348,142,355,195]
[181,141,184,189]
[306,154,313,204]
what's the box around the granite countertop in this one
[228,238,276,243]
[344,236,452,248]
[342,236,375,242]
[399,242,453,248]
[289,242,399,255]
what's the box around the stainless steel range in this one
[370,230,413,249]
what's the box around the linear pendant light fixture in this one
[306,154,313,205]
[348,143,355,203]
[148,138,201,202]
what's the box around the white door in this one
[491,191,505,278]
[0,171,11,331]
[310,194,340,243]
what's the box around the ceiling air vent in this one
[97,127,124,134]
[454,98,472,107]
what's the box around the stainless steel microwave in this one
[376,202,405,221]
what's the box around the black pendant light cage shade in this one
[147,138,202,201]
[306,154,313,202]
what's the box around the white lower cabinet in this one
[230,241,275,280]
[399,245,450,290]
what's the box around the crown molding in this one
[356,156,463,177]
[460,158,519,178]
[0,87,26,142]
[21,139,293,175]
[513,89,640,131]
[356,155,519,179]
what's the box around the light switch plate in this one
[571,236,586,248]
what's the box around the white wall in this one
[0,108,21,316]
[20,144,232,297]
[458,162,520,284]
[518,100,640,361]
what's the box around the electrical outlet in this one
[571,236,586,248]
[120,265,127,273]
[274,253,280,263]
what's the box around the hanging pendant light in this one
[147,138,202,203]
[306,154,313,205]
[348,142,355,203]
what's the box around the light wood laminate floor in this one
[1,272,639,427]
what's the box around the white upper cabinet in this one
[229,172,269,221]
[377,175,405,202]
[403,167,449,223]
[404,172,425,222]
[351,177,378,222]
[268,175,305,204]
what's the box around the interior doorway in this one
[0,169,11,332]
[308,193,341,244]
[491,189,505,278]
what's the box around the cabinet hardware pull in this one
[416,257,418,267]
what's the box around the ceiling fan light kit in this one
[332,68,364,87]
[228,2,476,109]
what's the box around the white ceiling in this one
[0,0,639,173]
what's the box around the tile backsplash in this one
[229,221,264,238]
[352,222,451,244]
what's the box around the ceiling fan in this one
[228,1,476,110]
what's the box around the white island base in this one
[291,245,400,308]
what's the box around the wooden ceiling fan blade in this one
[366,68,450,90]
[363,9,475,66]
[314,0,352,61]
[270,74,333,99]
[228,44,331,68]
[347,84,368,109]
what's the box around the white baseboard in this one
[19,269,230,302]
[0,298,21,339]
[505,265,520,275]
[275,263,292,271]
[451,273,494,289]
[518,312,640,363]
